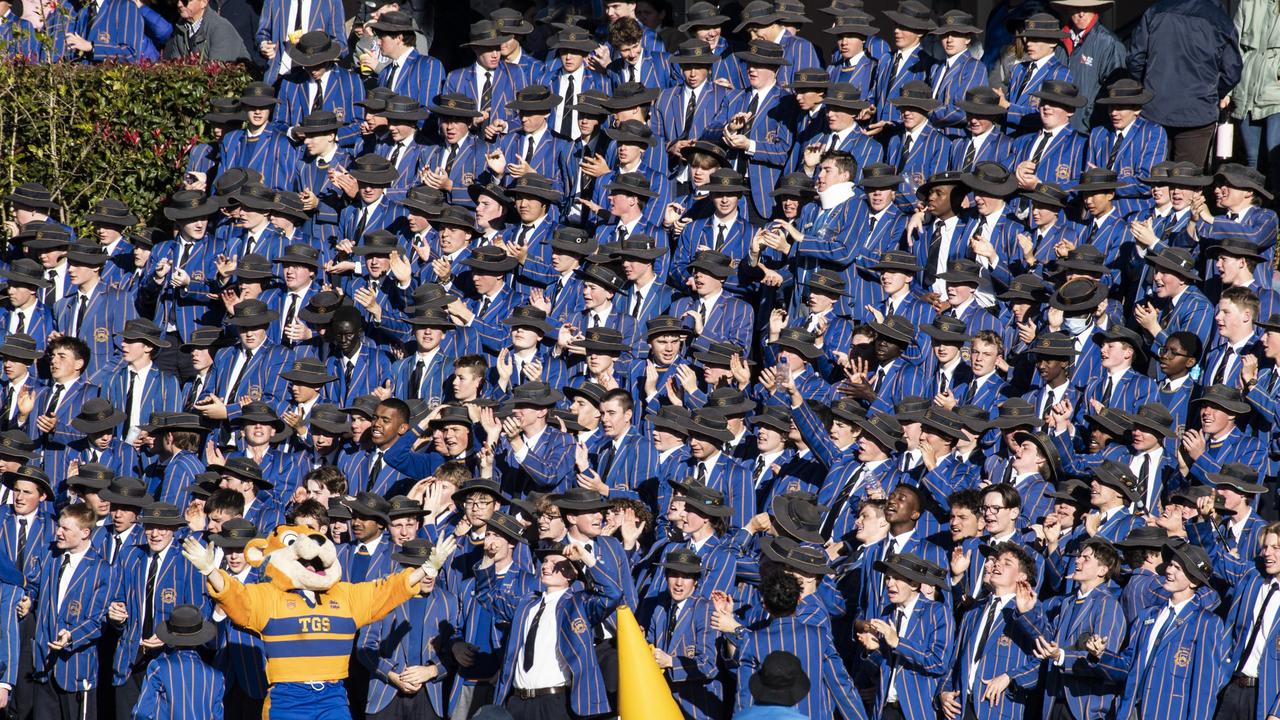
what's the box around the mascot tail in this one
[615,605,684,720]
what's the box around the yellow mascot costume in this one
[181,525,454,720]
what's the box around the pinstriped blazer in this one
[31,547,112,690]
[867,597,954,720]
[133,647,225,720]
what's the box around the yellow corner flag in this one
[615,605,685,720]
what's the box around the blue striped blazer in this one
[0,508,57,588]
[948,130,1016,173]
[110,543,208,685]
[359,589,459,717]
[29,379,100,495]
[677,453,754,532]
[775,32,820,88]
[826,53,876,98]
[856,537,948,621]
[1224,571,1280,720]
[206,342,293,421]
[53,283,138,381]
[708,86,796,219]
[867,597,954,720]
[669,293,754,355]
[134,647,225,720]
[495,425,576,496]
[442,63,527,130]
[1003,56,1073,134]
[1146,285,1216,352]
[606,52,678,90]
[0,576,19,688]
[1096,600,1229,720]
[100,365,182,438]
[31,547,112,690]
[641,594,724,720]
[254,0,345,83]
[1196,207,1280,291]
[928,54,989,139]
[734,615,868,720]
[276,66,366,148]
[872,47,936,124]
[480,562,622,717]
[1077,368,1157,425]
[377,49,445,107]
[72,0,152,63]
[950,596,1041,720]
[139,235,228,344]
[885,124,952,199]
[1086,116,1168,219]
[1010,126,1087,190]
[1187,428,1268,487]
[326,340,392,407]
[218,128,302,191]
[654,82,731,146]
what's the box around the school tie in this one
[937,370,949,394]
[177,241,192,269]
[1228,212,1240,222]
[45,383,65,416]
[664,600,681,647]
[1030,131,1051,164]
[883,537,898,561]
[683,90,697,138]
[13,311,24,334]
[71,292,89,337]
[1000,461,1014,485]
[820,466,863,538]
[409,359,426,397]
[284,293,300,331]
[744,92,760,125]
[694,462,707,485]
[715,224,727,251]
[229,348,253,397]
[311,81,324,112]
[480,71,493,113]
[343,358,354,388]
[352,205,370,244]
[478,296,492,318]
[1137,453,1151,506]
[523,597,547,670]
[1011,62,1031,99]
[887,51,903,84]
[185,374,203,410]
[868,214,878,238]
[15,518,27,571]
[0,385,12,429]
[896,133,913,173]
[123,371,138,432]
[1099,374,1113,405]
[111,535,122,564]
[55,553,71,608]
[368,450,383,487]
[630,290,644,318]
[588,312,599,328]
[1106,130,1124,168]
[752,456,767,489]
[388,142,405,168]
[698,300,709,327]
[524,135,536,164]
[962,140,977,170]
[626,64,636,84]
[971,598,1001,681]
[352,545,371,583]
[598,442,616,480]
[141,551,160,639]
[616,225,629,243]
[45,270,59,305]
[516,224,533,247]
[290,0,303,31]
[1213,347,1236,385]
[1238,582,1280,674]
[444,144,459,174]
[384,61,398,92]
[825,133,839,154]
[560,75,576,138]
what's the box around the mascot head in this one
[244,525,342,592]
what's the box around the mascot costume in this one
[181,525,455,720]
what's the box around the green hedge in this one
[0,57,252,232]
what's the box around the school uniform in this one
[733,615,867,720]
[1002,56,1073,134]
[1010,126,1087,190]
[326,340,392,407]
[1145,285,1216,352]
[133,647,225,720]
[205,342,293,421]
[712,86,796,219]
[422,136,488,209]
[948,129,1016,173]
[885,124,951,199]
[827,53,877,98]
[218,127,301,191]
[929,53,989,139]
[71,0,153,63]
[1095,598,1229,720]
[442,62,526,130]
[865,596,953,720]
[360,588,459,720]
[276,66,366,147]
[872,46,936,124]
[54,283,139,381]
[140,236,229,344]
[606,52,677,90]
[494,425,576,496]
[1086,117,1168,219]
[29,379,100,495]
[641,594,723,720]
[253,0,345,83]
[377,49,445,107]
[653,82,730,150]
[949,594,1040,720]
[30,546,112,720]
[670,214,754,294]
[669,292,754,355]
[100,365,182,442]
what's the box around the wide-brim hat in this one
[486,510,528,544]
[823,13,878,37]
[553,488,611,513]
[462,247,518,274]
[501,305,555,334]
[669,478,734,518]
[66,462,114,491]
[4,182,59,211]
[1144,246,1201,282]
[1051,0,1113,6]
[772,328,823,361]
[853,413,906,452]
[1130,403,1174,439]
[17,222,71,250]
[889,80,942,112]
[701,388,758,417]
[462,20,508,47]
[1085,408,1131,438]
[1031,79,1085,108]
[347,155,399,185]
[804,268,850,297]
[85,198,139,227]
[139,502,187,527]
[293,111,343,135]
[510,381,564,408]
[733,39,790,67]
[748,651,811,707]
[1190,384,1251,415]
[869,315,915,344]
[0,433,35,463]
[507,85,562,114]
[164,191,221,220]
[872,250,919,274]
[1206,237,1266,263]
[209,518,259,549]
[919,408,966,441]
[735,1,784,31]
[599,82,660,111]
[238,81,279,108]
[610,235,665,262]
[1215,162,1274,200]
[156,604,217,647]
[858,164,902,190]
[1160,539,1213,587]
[306,404,352,436]
[98,477,153,508]
[1091,459,1142,502]
[1113,524,1168,549]
[507,173,564,202]
[347,492,392,523]
[1018,12,1067,41]
[389,538,432,566]
[686,250,735,279]
[684,412,734,443]
[428,93,484,119]
[226,298,279,327]
[1205,463,1267,495]
[1094,78,1153,107]
[770,493,826,544]
[770,172,816,198]
[962,162,1018,196]
[761,536,832,575]
[603,172,658,199]
[581,328,631,354]
[1,466,53,499]
[66,243,109,267]
[957,86,1007,116]
[1091,324,1145,354]
[548,25,599,53]
[1022,182,1069,208]
[71,399,127,434]
[208,455,273,487]
[883,0,937,31]
[380,96,431,123]
[280,358,338,385]
[1074,168,1125,194]
[286,30,344,65]
[987,398,1042,430]
[1048,278,1107,312]
[0,258,52,289]
[1011,430,1061,484]
[662,547,703,575]
[648,406,691,436]
[671,38,720,66]
[894,396,931,423]
[679,1,730,31]
[874,551,938,586]
[140,412,210,434]
[930,9,981,34]
[0,333,43,361]
[704,169,749,194]
[997,273,1049,304]
[824,82,872,111]
[179,326,223,351]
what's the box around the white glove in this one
[182,536,218,577]
[424,536,458,578]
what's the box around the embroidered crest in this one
[571,618,589,634]
[766,131,780,144]
[67,600,81,617]
[910,171,924,187]
[1055,164,1070,181]
[191,271,206,283]
[94,327,109,344]
[249,384,263,401]
[97,30,110,44]
[329,599,341,609]
[462,173,476,186]
[1120,166,1133,178]
[161,588,177,604]
[787,480,800,493]
[286,599,297,609]
[685,645,696,658]
[1173,647,1191,668]
[334,107,345,123]
[998,636,1012,647]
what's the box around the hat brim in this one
[685,260,733,278]
[890,97,943,112]
[156,622,217,647]
[748,672,810,708]
[226,309,281,326]
[1143,253,1201,282]
[1031,90,1085,108]
[679,13,730,32]
[71,412,127,435]
[956,100,1007,116]
[348,169,400,186]
[731,50,791,66]
[286,45,343,66]
[600,87,662,110]
[760,537,832,574]
[1048,284,1108,312]
[0,345,43,361]
[1188,394,1251,415]
[164,202,221,220]
[882,11,937,30]
[85,211,139,227]
[769,496,825,544]
[602,180,659,199]
[868,321,914,345]
[98,489,153,507]
[920,324,972,343]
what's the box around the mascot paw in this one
[182,536,218,576]
[425,536,458,576]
